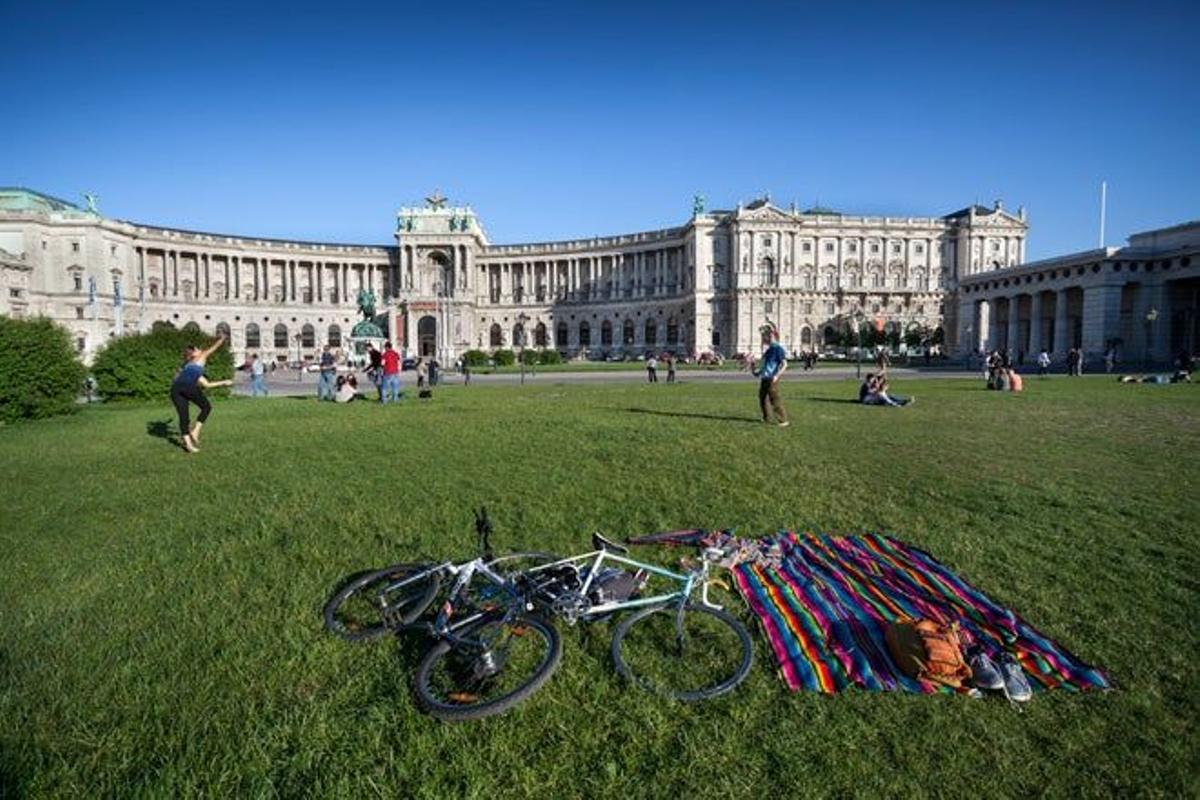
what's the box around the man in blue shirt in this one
[753,323,789,427]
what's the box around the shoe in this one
[999,653,1032,702]
[182,434,199,453]
[967,647,1004,691]
[778,421,790,428]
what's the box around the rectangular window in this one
[915,243,925,254]
[76,337,86,353]
[802,242,812,252]
[72,242,80,253]
[848,242,858,253]
[870,243,880,254]
[74,275,83,291]
[803,302,813,314]
[9,288,20,298]
[762,236,772,247]
[892,244,901,254]
[764,300,774,314]
[826,302,835,315]
[76,306,84,319]
[824,242,834,253]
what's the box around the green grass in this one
[1,378,1197,797]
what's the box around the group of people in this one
[859,372,915,406]
[982,349,1025,392]
[645,354,678,383]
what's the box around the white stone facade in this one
[0,188,1030,363]
[957,220,1200,364]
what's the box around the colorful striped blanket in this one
[726,532,1110,694]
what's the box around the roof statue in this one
[425,190,448,211]
[82,192,99,214]
[692,194,705,217]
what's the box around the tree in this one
[92,326,232,401]
[0,316,87,422]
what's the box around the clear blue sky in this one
[4,0,1197,260]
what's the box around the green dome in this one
[351,319,385,338]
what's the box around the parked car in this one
[402,358,416,371]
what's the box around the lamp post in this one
[294,333,303,381]
[517,312,530,385]
[851,310,865,379]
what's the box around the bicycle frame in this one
[523,547,722,620]
[378,556,517,646]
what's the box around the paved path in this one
[234,366,986,396]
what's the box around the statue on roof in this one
[357,287,377,320]
[425,190,448,211]
[82,193,99,214]
[692,194,705,216]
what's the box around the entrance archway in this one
[418,315,437,358]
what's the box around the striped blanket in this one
[730,532,1110,694]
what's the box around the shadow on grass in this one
[145,420,184,450]
[805,398,862,405]
[623,407,761,424]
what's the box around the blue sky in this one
[3,0,1197,260]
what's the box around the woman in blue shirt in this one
[171,335,232,453]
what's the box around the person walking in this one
[249,353,269,396]
[317,346,337,401]
[171,335,232,453]
[666,353,677,383]
[380,341,401,403]
[462,359,472,386]
[753,323,789,427]
[1037,349,1051,377]
[416,357,429,390]
[646,354,658,383]
[365,343,383,400]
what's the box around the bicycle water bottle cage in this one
[591,532,628,554]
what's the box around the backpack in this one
[885,617,972,688]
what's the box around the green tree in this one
[92,327,232,401]
[0,316,87,423]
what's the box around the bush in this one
[462,349,490,367]
[92,327,233,401]
[538,349,563,365]
[520,349,539,366]
[0,316,87,423]
[492,349,515,367]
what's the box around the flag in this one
[114,281,123,307]
[87,276,96,306]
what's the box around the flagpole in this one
[1099,180,1107,248]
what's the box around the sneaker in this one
[999,653,1032,702]
[968,647,1004,691]
[778,421,790,428]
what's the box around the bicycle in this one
[323,513,754,722]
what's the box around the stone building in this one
[0,186,1028,363]
[956,220,1200,365]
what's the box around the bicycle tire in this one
[412,613,562,722]
[322,564,441,642]
[611,602,753,702]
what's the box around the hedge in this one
[492,349,515,366]
[537,349,563,365]
[0,316,87,423]
[92,327,233,401]
[461,349,490,367]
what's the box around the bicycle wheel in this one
[611,602,753,702]
[413,613,562,722]
[323,564,440,642]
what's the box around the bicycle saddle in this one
[591,532,628,554]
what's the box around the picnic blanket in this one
[631,529,1111,695]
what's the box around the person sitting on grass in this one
[335,374,357,403]
[1007,367,1024,393]
[863,373,914,407]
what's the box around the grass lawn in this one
[1,377,1196,797]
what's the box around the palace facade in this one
[0,187,1031,363]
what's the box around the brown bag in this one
[885,617,973,688]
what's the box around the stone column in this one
[1028,291,1043,355]
[985,297,1000,350]
[1006,295,1021,355]
[1053,289,1069,356]
[1081,283,1123,359]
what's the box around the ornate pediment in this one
[736,203,796,223]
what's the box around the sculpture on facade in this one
[692,194,705,216]
[83,193,100,214]
[357,288,377,319]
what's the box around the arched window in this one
[644,319,657,346]
[215,322,231,341]
[556,321,568,346]
[327,324,342,348]
[183,321,201,334]
[245,323,260,349]
[761,257,777,287]
[512,323,525,347]
[535,322,547,347]
[274,323,288,348]
[800,327,812,346]
[711,329,721,347]
[579,321,591,346]
[623,319,635,346]
[490,323,502,347]
[666,319,679,345]
[601,320,613,346]
[301,323,315,348]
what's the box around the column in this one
[986,297,1000,350]
[202,254,210,298]
[1081,283,1123,359]
[1052,290,1069,356]
[1028,292,1043,355]
[1006,295,1021,355]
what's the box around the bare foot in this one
[182,434,199,453]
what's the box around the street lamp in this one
[293,333,303,381]
[850,309,865,379]
[1145,307,1159,368]
[517,312,530,385]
